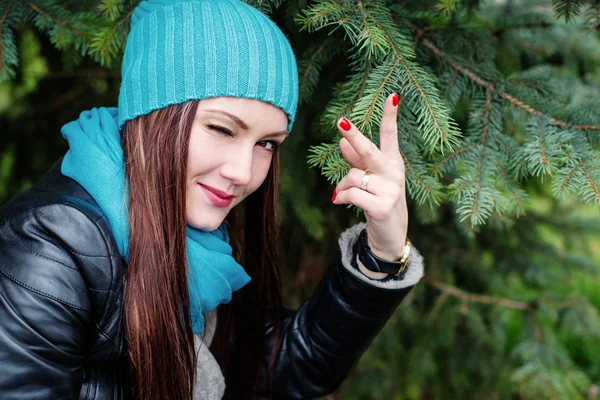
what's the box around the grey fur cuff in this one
[338,223,425,289]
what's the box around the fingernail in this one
[331,189,337,202]
[339,118,351,131]
[392,93,399,107]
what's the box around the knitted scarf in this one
[61,107,251,334]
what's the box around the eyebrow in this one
[204,109,288,138]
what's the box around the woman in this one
[0,0,424,399]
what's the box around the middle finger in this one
[337,117,386,173]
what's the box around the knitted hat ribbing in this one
[118,0,298,132]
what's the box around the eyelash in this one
[207,124,280,152]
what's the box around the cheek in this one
[186,134,200,178]
[186,135,218,180]
[186,154,203,181]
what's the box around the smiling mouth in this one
[199,184,234,207]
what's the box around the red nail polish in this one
[392,93,399,107]
[339,118,351,131]
[331,189,337,202]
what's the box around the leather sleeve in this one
[259,251,416,399]
[0,205,94,399]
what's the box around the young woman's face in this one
[186,97,288,231]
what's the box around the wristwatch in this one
[354,228,411,279]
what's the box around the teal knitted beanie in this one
[118,0,298,132]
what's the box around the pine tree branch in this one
[426,279,536,311]
[537,118,550,170]
[444,69,459,101]
[427,290,450,324]
[334,67,370,122]
[553,0,584,22]
[403,62,450,144]
[473,38,487,61]
[304,5,343,27]
[357,3,378,55]
[329,164,350,178]
[556,298,593,310]
[398,145,436,196]
[421,37,600,132]
[314,145,338,165]
[512,38,550,56]
[432,144,478,174]
[470,89,493,219]
[454,182,471,194]
[496,160,524,208]
[507,113,517,135]
[498,136,514,156]
[359,59,399,128]
[480,89,492,147]
[421,36,493,89]
[561,161,584,191]
[508,80,543,90]
[469,164,483,217]
[590,0,600,31]
[24,0,91,40]
[99,8,133,61]
[572,124,600,131]
[399,96,419,145]
[585,169,600,200]
[375,21,453,147]
[299,37,329,95]
[0,0,15,76]
[412,25,433,51]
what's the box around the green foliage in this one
[510,341,590,400]
[0,0,24,81]
[1,1,600,399]
[552,0,585,22]
[340,196,600,400]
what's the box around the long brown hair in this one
[122,100,283,399]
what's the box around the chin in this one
[187,218,223,232]
[187,210,227,232]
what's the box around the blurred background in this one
[1,0,600,399]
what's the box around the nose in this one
[220,146,253,186]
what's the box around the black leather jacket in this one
[0,161,414,399]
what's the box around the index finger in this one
[337,117,386,173]
[379,93,400,157]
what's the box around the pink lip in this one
[199,184,234,208]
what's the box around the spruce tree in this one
[1,1,599,399]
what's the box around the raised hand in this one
[332,93,409,263]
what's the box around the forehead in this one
[196,97,288,131]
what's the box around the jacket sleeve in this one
[260,223,425,399]
[0,205,93,399]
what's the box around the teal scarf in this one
[61,107,251,334]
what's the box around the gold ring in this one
[360,170,372,191]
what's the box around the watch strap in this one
[355,229,411,278]
[350,245,398,282]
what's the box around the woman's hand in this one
[332,93,408,265]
